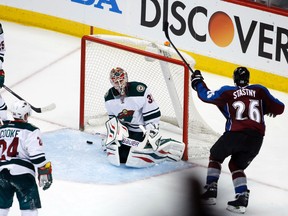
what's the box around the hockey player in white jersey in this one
[0,100,52,216]
[0,23,8,121]
[104,67,185,168]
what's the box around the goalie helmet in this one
[233,67,250,87]
[10,100,32,122]
[110,67,128,96]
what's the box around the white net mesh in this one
[80,35,219,159]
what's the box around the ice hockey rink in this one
[1,20,288,216]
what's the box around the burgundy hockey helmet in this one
[233,67,250,87]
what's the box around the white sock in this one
[21,209,38,216]
[0,208,9,216]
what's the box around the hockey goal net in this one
[79,35,218,160]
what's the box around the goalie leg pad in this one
[106,142,120,166]
[105,117,129,146]
[157,139,185,162]
[125,139,185,167]
[125,147,166,168]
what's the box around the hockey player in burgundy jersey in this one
[103,67,185,168]
[0,100,52,216]
[191,67,284,214]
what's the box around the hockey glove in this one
[267,113,276,118]
[0,23,3,34]
[145,123,159,131]
[38,162,53,190]
[191,70,204,90]
[0,69,5,88]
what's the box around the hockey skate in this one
[201,182,217,205]
[226,190,250,214]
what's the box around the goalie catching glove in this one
[38,162,53,190]
[137,123,160,151]
[145,122,159,131]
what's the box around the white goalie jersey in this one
[0,120,49,176]
[104,81,161,132]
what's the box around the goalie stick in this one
[163,21,195,74]
[3,85,56,113]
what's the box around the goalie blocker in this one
[104,117,185,168]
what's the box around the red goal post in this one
[79,35,217,160]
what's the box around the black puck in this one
[86,141,93,144]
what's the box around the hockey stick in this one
[163,21,194,74]
[3,84,56,113]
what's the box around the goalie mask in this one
[11,100,32,122]
[110,67,128,96]
[233,67,250,87]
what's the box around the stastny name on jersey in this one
[233,88,256,99]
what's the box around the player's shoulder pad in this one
[104,87,116,101]
[248,84,272,95]
[0,121,39,132]
[249,84,266,89]
[127,81,147,96]
[220,85,237,91]
[211,85,237,95]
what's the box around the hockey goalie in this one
[102,67,185,168]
